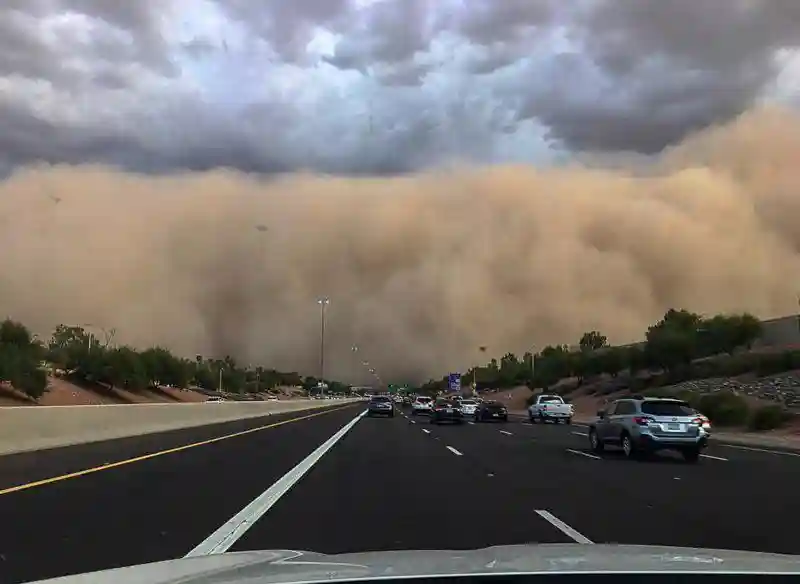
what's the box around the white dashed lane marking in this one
[535,510,594,544]
[566,449,601,460]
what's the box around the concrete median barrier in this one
[0,399,363,456]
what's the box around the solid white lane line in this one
[700,454,728,461]
[422,429,431,434]
[536,510,594,544]
[566,448,600,460]
[446,446,463,456]
[572,431,588,437]
[186,410,366,556]
[719,443,800,458]
[499,430,513,435]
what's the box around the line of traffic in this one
[7,393,800,584]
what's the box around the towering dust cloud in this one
[1,107,799,383]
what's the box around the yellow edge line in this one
[0,405,356,496]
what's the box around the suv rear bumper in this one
[368,408,394,416]
[636,434,708,450]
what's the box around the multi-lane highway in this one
[3,402,800,583]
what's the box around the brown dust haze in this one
[1,106,799,383]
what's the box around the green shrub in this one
[748,405,792,432]
[696,391,749,427]
[689,359,722,379]
[642,387,676,398]
[675,389,701,409]
[753,350,800,377]
[664,365,693,385]
[627,377,647,392]
[717,353,761,377]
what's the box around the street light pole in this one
[317,298,330,396]
[81,323,116,349]
[351,345,358,386]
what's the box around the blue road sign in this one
[448,373,461,392]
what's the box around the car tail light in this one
[632,416,655,426]
[693,416,711,428]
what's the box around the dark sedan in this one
[367,395,395,417]
[430,399,464,424]
[474,400,508,422]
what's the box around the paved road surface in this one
[3,403,800,583]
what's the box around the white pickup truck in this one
[528,394,573,424]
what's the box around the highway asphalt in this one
[3,402,800,583]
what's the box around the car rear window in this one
[460,400,476,405]
[417,397,432,403]
[641,401,695,416]
[540,396,562,403]
[371,396,390,402]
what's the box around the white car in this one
[528,394,573,424]
[458,399,478,416]
[411,396,434,415]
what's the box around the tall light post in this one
[317,298,330,395]
[351,345,359,387]
[81,323,116,352]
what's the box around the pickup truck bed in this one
[528,395,573,424]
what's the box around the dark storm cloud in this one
[0,0,797,173]
[0,0,176,79]
[453,0,556,45]
[534,0,800,151]
[320,0,800,154]
[324,0,434,72]
[215,0,354,62]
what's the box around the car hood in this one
[34,544,800,583]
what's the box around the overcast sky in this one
[1,0,799,175]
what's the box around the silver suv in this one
[588,397,711,463]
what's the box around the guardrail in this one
[0,399,361,456]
